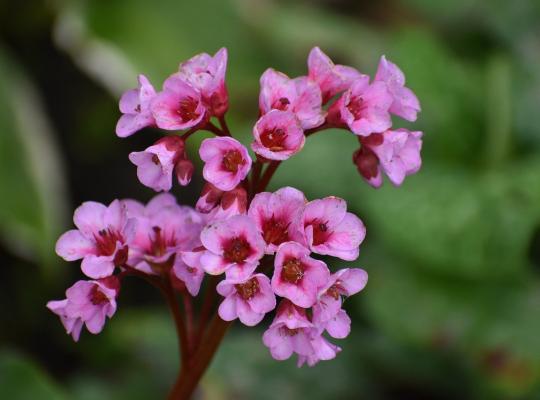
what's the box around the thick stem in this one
[181,291,195,356]
[193,276,218,350]
[218,115,231,136]
[249,159,263,199]
[256,160,281,192]
[163,282,190,367]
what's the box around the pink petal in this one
[55,230,96,261]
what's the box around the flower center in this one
[150,226,169,257]
[222,150,244,173]
[177,97,200,121]
[310,220,330,246]
[223,237,251,263]
[272,97,290,111]
[151,154,160,165]
[260,127,287,151]
[90,286,109,305]
[262,217,289,246]
[326,285,340,300]
[235,277,260,300]
[281,258,304,284]
[280,326,299,336]
[347,96,365,120]
[94,229,123,256]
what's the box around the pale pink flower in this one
[298,197,365,261]
[196,183,247,222]
[252,110,305,160]
[46,276,120,341]
[296,334,341,367]
[128,136,185,192]
[307,47,366,104]
[125,193,204,274]
[172,248,206,296]
[56,200,135,279]
[217,273,276,326]
[262,300,315,361]
[116,74,156,137]
[330,79,393,136]
[312,268,368,339]
[151,76,206,130]
[200,215,265,279]
[272,242,330,308]
[248,187,306,254]
[375,56,420,122]
[259,69,324,130]
[199,137,252,191]
[177,48,229,117]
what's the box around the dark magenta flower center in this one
[177,97,200,121]
[94,229,123,256]
[272,97,290,111]
[310,220,330,246]
[223,236,251,263]
[262,217,289,246]
[260,127,287,151]
[281,257,304,284]
[90,286,109,305]
[222,150,244,173]
[347,96,365,120]
[235,277,260,300]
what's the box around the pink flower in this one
[125,193,204,274]
[56,200,134,279]
[262,300,315,361]
[199,137,252,191]
[176,48,229,117]
[248,187,306,254]
[307,47,366,104]
[116,74,156,137]
[298,197,365,261]
[128,136,185,192]
[252,110,305,160]
[151,76,206,130]
[196,183,248,222]
[356,129,423,187]
[312,268,368,339]
[375,56,420,122]
[217,273,276,326]
[296,334,341,367]
[200,215,265,279]
[259,69,324,130]
[272,242,330,308]
[46,276,120,341]
[172,248,206,296]
[330,79,393,136]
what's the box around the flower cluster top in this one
[48,47,422,367]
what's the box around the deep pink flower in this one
[172,248,206,296]
[116,74,156,137]
[330,79,393,136]
[200,215,265,279]
[176,48,229,117]
[375,56,420,122]
[272,242,330,308]
[252,110,305,160]
[307,47,366,104]
[56,200,134,279]
[128,136,185,192]
[312,268,368,339]
[46,276,120,341]
[248,187,306,254]
[125,193,204,274]
[259,69,324,130]
[151,76,206,130]
[217,273,276,326]
[262,300,315,361]
[355,129,423,187]
[199,137,252,191]
[298,197,365,261]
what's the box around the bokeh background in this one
[1,0,540,398]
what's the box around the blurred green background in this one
[1,0,540,398]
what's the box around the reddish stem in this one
[181,290,195,356]
[163,281,190,367]
[218,115,231,136]
[256,160,281,193]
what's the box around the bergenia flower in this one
[176,157,195,186]
[46,276,120,341]
[172,248,206,296]
[299,196,366,261]
[199,137,252,191]
[262,300,315,361]
[312,268,368,339]
[116,74,156,137]
[272,242,330,307]
[296,334,341,367]
[356,129,423,188]
[217,273,276,326]
[176,48,229,117]
[330,79,393,137]
[248,187,306,254]
[200,215,265,279]
[375,56,421,122]
[307,47,366,104]
[56,200,134,279]
[259,69,325,130]
[196,183,247,222]
[151,75,206,130]
[128,136,185,192]
[125,193,204,274]
[252,110,305,160]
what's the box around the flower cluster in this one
[48,47,422,371]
